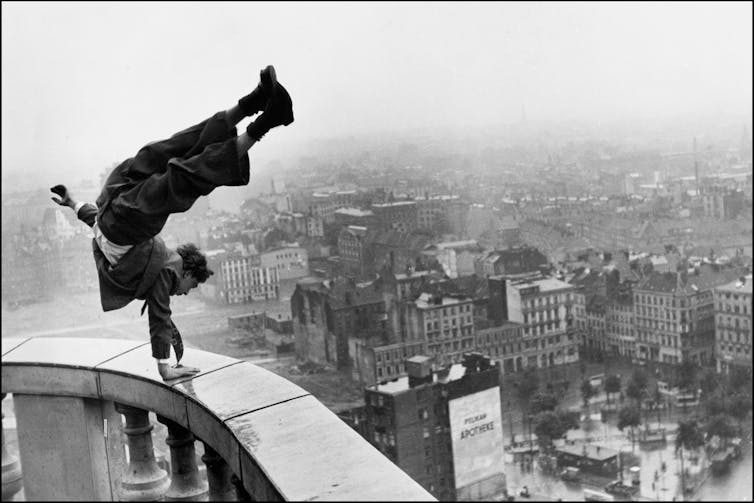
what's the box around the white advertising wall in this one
[448,386,505,491]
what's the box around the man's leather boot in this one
[238,65,277,116]
[246,81,294,141]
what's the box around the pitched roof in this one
[368,230,432,251]
[636,266,748,295]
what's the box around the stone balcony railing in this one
[1,337,435,501]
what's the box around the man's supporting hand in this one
[50,184,75,209]
[158,362,200,381]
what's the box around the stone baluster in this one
[1,395,23,502]
[156,416,208,501]
[115,403,170,501]
[230,473,252,502]
[201,443,235,501]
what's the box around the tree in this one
[515,367,540,403]
[698,368,719,396]
[726,393,752,428]
[533,410,580,452]
[676,359,699,392]
[702,390,726,417]
[604,374,621,405]
[704,414,737,448]
[728,366,753,394]
[618,406,641,452]
[625,379,643,404]
[581,380,596,409]
[530,392,559,415]
[630,368,649,392]
[676,419,705,496]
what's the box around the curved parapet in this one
[1,336,435,501]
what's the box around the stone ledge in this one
[1,336,435,502]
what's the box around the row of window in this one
[635,294,688,308]
[424,304,473,317]
[718,344,752,356]
[716,316,750,330]
[718,330,751,344]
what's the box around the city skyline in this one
[2,1,752,191]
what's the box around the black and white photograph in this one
[1,2,752,501]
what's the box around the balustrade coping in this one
[1,336,434,501]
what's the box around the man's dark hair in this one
[177,243,214,283]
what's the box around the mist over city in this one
[1,2,752,502]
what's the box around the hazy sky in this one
[2,1,752,189]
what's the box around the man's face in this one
[175,273,199,296]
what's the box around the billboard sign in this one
[448,386,504,489]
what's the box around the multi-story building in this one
[359,354,505,501]
[422,240,483,279]
[713,274,752,374]
[474,320,526,374]
[633,265,746,368]
[702,186,746,220]
[370,230,433,275]
[371,201,418,233]
[305,214,324,238]
[309,192,338,224]
[606,291,635,359]
[354,340,427,386]
[338,225,374,280]
[406,293,476,366]
[474,246,548,277]
[206,250,279,304]
[568,268,621,359]
[260,245,309,281]
[487,275,579,370]
[291,278,394,371]
[414,195,460,232]
[334,208,377,230]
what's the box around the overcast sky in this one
[2,1,752,190]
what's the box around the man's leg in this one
[97,67,292,246]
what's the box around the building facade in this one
[406,293,476,367]
[371,201,418,233]
[713,274,752,374]
[633,266,746,367]
[208,250,279,304]
[359,354,505,501]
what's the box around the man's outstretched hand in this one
[50,184,74,208]
[158,362,200,381]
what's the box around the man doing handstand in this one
[51,65,293,381]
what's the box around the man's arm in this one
[147,269,200,380]
[50,184,97,228]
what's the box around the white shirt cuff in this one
[73,201,87,214]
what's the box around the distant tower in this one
[693,137,699,195]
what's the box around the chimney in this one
[406,356,433,388]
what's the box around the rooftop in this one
[715,274,753,294]
[432,239,479,250]
[335,207,374,217]
[369,362,468,395]
[510,276,573,293]
[371,201,417,208]
[415,292,472,309]
[637,266,747,295]
[556,443,618,461]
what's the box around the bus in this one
[588,373,605,390]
